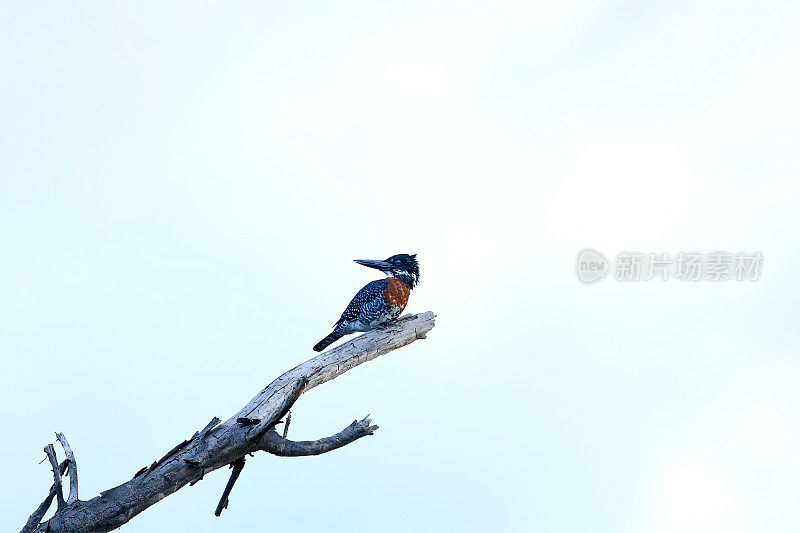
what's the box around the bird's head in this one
[354,253,420,288]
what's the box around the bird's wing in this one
[337,279,388,324]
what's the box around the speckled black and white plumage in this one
[338,279,392,327]
[313,279,399,352]
[313,254,420,352]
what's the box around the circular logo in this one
[575,248,609,284]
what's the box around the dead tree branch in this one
[214,456,246,517]
[262,415,379,456]
[21,461,68,532]
[44,445,64,510]
[55,433,78,505]
[20,311,435,533]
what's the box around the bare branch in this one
[21,461,69,533]
[282,411,292,439]
[233,312,436,423]
[55,433,78,504]
[21,489,57,533]
[214,457,246,517]
[21,311,435,533]
[44,444,64,510]
[262,415,379,456]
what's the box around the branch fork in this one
[20,311,435,533]
[22,434,79,533]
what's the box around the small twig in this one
[55,432,78,504]
[44,444,64,509]
[282,411,292,439]
[214,457,246,517]
[262,415,378,457]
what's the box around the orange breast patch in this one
[383,277,410,310]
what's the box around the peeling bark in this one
[20,312,435,533]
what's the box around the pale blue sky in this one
[2,1,800,532]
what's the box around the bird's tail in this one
[313,330,344,352]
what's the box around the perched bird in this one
[313,253,420,352]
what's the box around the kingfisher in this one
[313,253,420,352]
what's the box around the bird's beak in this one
[354,259,392,271]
